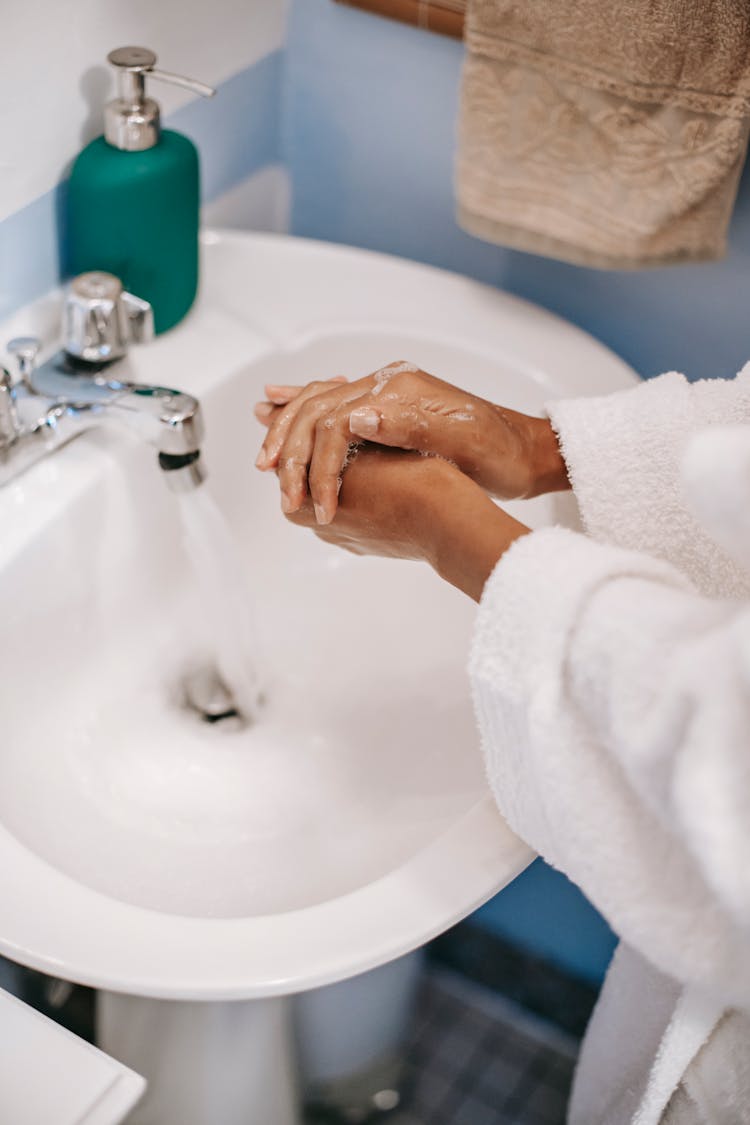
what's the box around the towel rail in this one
[332,0,465,39]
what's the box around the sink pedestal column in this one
[97,992,300,1125]
[296,950,423,1118]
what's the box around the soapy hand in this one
[284,446,450,562]
[279,444,530,602]
[254,362,568,524]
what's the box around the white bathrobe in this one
[469,364,750,1123]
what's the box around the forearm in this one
[426,480,530,601]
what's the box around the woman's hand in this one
[282,444,530,602]
[254,362,568,525]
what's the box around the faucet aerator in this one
[159,450,206,492]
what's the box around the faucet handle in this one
[7,336,41,386]
[64,272,154,364]
[120,290,155,346]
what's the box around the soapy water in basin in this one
[177,487,264,723]
[0,465,490,917]
[1,561,486,917]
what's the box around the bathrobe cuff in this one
[470,525,692,854]
[545,364,750,598]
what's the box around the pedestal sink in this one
[0,232,637,1123]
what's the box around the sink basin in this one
[0,232,637,1000]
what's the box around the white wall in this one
[0,0,288,223]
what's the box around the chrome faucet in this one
[0,272,205,490]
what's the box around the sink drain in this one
[181,664,247,729]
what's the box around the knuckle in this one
[314,413,337,436]
[403,403,420,429]
[279,455,306,475]
[281,396,304,421]
[300,396,329,422]
[307,379,339,401]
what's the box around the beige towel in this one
[457,1,750,268]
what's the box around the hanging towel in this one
[457,0,750,268]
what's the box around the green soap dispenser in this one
[68,47,215,334]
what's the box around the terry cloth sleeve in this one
[545,363,750,599]
[470,525,750,1006]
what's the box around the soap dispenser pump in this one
[68,47,215,334]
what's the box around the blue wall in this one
[285,0,750,384]
[474,861,616,986]
[285,0,750,984]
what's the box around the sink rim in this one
[0,796,532,999]
[0,228,637,998]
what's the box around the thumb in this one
[349,401,445,457]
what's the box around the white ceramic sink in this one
[0,232,637,1000]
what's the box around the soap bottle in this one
[68,47,215,335]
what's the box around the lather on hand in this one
[254,362,569,525]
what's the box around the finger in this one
[254,401,278,426]
[308,418,355,524]
[265,385,303,406]
[276,383,376,512]
[282,500,316,528]
[264,375,348,406]
[262,374,374,473]
[256,380,343,470]
[277,398,331,513]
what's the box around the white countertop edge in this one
[0,988,145,1125]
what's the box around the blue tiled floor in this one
[389,969,578,1125]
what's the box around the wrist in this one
[423,467,530,601]
[479,406,569,500]
[524,416,570,498]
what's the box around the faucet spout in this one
[0,356,206,488]
[29,357,204,457]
